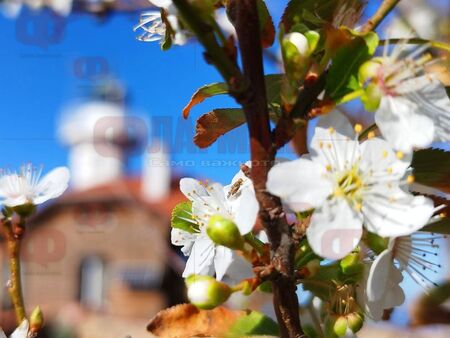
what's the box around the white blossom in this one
[358,232,441,320]
[0,320,29,338]
[0,164,70,208]
[267,110,434,259]
[171,169,258,280]
[363,42,450,152]
[1,0,72,17]
[134,1,187,45]
[356,259,405,321]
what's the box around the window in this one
[79,256,105,310]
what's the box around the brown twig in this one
[229,1,303,336]
[1,218,26,324]
[360,0,401,33]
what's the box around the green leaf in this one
[325,32,379,100]
[171,201,198,233]
[257,0,275,48]
[281,0,338,32]
[411,148,450,189]
[182,74,283,118]
[226,311,279,338]
[194,108,246,148]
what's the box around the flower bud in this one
[333,316,348,337]
[206,215,244,250]
[358,60,381,85]
[283,32,310,56]
[366,232,389,254]
[361,82,382,112]
[347,312,364,333]
[186,275,232,310]
[340,252,363,275]
[30,305,44,332]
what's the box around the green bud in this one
[30,306,44,332]
[361,82,382,112]
[340,252,363,275]
[333,316,348,337]
[347,312,364,333]
[283,32,310,56]
[366,232,389,255]
[324,316,338,338]
[206,215,244,250]
[358,60,381,85]
[186,275,232,310]
[13,203,36,218]
[304,31,320,54]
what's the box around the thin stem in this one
[335,89,364,105]
[172,0,245,90]
[358,123,378,141]
[360,0,401,33]
[244,233,265,255]
[1,220,26,324]
[379,38,450,53]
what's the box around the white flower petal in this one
[363,187,434,237]
[309,111,360,171]
[171,228,196,256]
[367,249,393,302]
[34,166,70,204]
[267,158,332,212]
[376,96,435,152]
[150,0,172,8]
[231,187,259,235]
[306,199,363,259]
[10,319,29,338]
[182,236,215,278]
[408,78,450,142]
[360,137,411,181]
[214,246,234,281]
[0,329,6,338]
[179,178,208,201]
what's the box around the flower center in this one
[333,165,364,209]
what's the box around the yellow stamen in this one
[407,175,415,184]
[396,151,404,159]
[354,124,363,134]
[382,150,388,158]
[367,131,375,139]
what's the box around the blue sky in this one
[0,1,388,184]
[0,1,448,326]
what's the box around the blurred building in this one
[0,82,186,337]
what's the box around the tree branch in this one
[360,0,401,33]
[229,1,303,337]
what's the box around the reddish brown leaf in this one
[194,108,246,148]
[182,82,229,119]
[147,303,244,337]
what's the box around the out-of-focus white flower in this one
[172,170,258,280]
[358,232,441,320]
[267,110,434,259]
[134,0,187,45]
[359,42,450,153]
[0,164,70,208]
[356,259,405,321]
[0,320,29,338]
